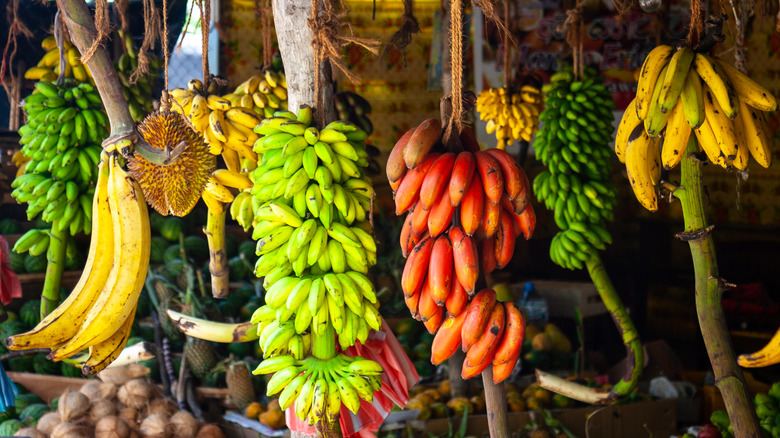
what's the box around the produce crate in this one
[682,370,770,422]
[511,280,607,318]
[398,398,677,438]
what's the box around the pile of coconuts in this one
[24,378,225,438]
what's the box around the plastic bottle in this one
[519,282,548,323]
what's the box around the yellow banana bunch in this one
[616,44,777,211]
[477,85,542,149]
[11,150,29,177]
[25,35,94,84]
[231,70,289,119]
[7,143,151,376]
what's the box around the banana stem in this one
[311,324,336,361]
[585,254,643,397]
[675,138,761,437]
[40,228,67,318]
[205,207,229,299]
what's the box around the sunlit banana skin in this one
[166,309,259,343]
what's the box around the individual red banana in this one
[404,289,421,320]
[387,128,415,191]
[427,187,455,237]
[494,212,516,269]
[418,279,440,323]
[463,303,506,371]
[492,359,516,384]
[404,118,442,169]
[485,148,522,200]
[428,235,454,305]
[399,212,414,257]
[517,204,536,240]
[475,151,504,205]
[419,152,456,210]
[481,199,501,238]
[449,152,476,207]
[449,226,479,294]
[431,312,467,365]
[445,278,469,317]
[493,302,525,366]
[394,152,440,215]
[401,237,432,297]
[461,289,497,351]
[512,165,532,214]
[460,176,484,236]
[501,194,523,237]
[423,305,444,334]
[480,237,497,276]
[410,201,430,236]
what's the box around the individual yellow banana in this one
[658,47,695,113]
[205,177,235,203]
[625,130,658,211]
[693,118,731,169]
[7,154,113,350]
[49,154,151,361]
[737,99,772,168]
[715,59,778,112]
[644,64,671,137]
[81,304,137,375]
[680,69,705,128]
[702,86,738,160]
[739,325,780,367]
[661,100,692,170]
[209,110,228,142]
[693,53,737,118]
[213,169,252,190]
[636,45,674,120]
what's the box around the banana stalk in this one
[311,324,336,361]
[673,138,761,436]
[40,228,67,318]
[204,206,229,298]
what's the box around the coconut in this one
[117,407,138,425]
[90,399,117,424]
[58,390,91,422]
[15,426,46,438]
[169,411,199,438]
[118,379,153,410]
[37,412,62,435]
[94,416,131,438]
[50,422,91,438]
[80,381,103,402]
[146,398,177,418]
[195,424,225,438]
[99,383,119,401]
[139,414,169,438]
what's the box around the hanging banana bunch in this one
[115,30,161,123]
[616,45,777,212]
[476,83,543,149]
[24,36,93,84]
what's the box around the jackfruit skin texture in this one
[129,110,215,216]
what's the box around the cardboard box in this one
[511,280,607,318]
[414,399,677,437]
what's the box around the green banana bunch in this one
[333,91,373,136]
[253,353,383,424]
[115,30,160,123]
[12,80,107,236]
[532,65,617,270]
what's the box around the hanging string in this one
[197,0,210,85]
[686,0,703,47]
[562,1,585,80]
[161,0,171,110]
[177,0,197,52]
[80,0,111,64]
[115,0,130,32]
[502,0,510,88]
[727,0,747,73]
[387,0,419,66]
[1,0,33,96]
[474,0,515,48]
[451,0,464,133]
[131,0,162,83]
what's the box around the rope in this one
[1,0,32,95]
[686,0,703,47]
[177,0,196,52]
[502,0,510,88]
[197,0,210,85]
[451,0,464,133]
[562,1,585,80]
[115,0,130,32]
[387,0,419,66]
[80,0,112,64]
[474,0,515,48]
[161,0,171,110]
[131,0,162,84]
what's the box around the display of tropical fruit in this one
[386,117,534,382]
[7,143,151,376]
[476,82,543,148]
[24,36,93,84]
[10,79,109,316]
[615,45,777,211]
[115,30,161,123]
[243,106,385,426]
[533,66,617,270]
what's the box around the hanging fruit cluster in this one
[228,71,289,119]
[334,91,373,136]
[476,84,543,148]
[533,66,617,270]
[248,107,385,426]
[387,118,534,382]
[617,45,777,211]
[115,30,161,123]
[24,36,93,84]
